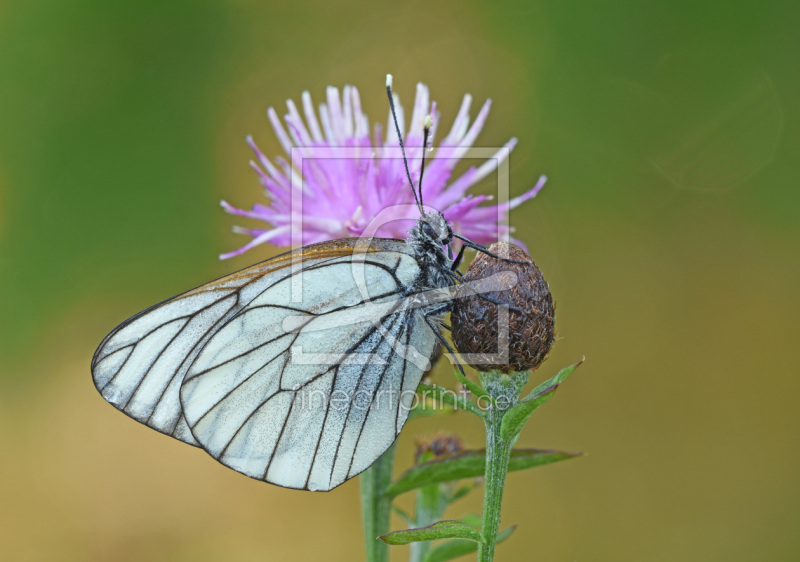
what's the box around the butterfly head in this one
[408,211,453,259]
[418,212,453,245]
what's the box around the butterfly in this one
[91,75,520,491]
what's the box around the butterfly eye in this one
[443,226,453,245]
[421,222,438,240]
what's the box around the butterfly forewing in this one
[92,238,438,490]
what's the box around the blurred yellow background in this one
[1,0,798,560]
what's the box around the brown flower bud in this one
[415,434,464,463]
[451,242,555,373]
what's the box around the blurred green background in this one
[1,0,798,560]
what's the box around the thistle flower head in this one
[221,83,546,258]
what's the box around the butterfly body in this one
[92,212,455,491]
[406,211,455,291]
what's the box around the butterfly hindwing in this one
[91,269,269,446]
[91,238,439,490]
[179,242,437,491]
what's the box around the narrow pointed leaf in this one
[522,358,584,403]
[453,369,491,402]
[500,386,556,442]
[407,400,454,422]
[495,525,516,543]
[417,382,483,417]
[501,360,584,442]
[422,540,478,562]
[379,520,484,545]
[391,505,414,526]
[386,448,581,498]
[447,481,478,504]
[422,526,516,562]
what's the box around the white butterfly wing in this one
[91,269,269,446]
[92,238,439,490]
[179,245,438,491]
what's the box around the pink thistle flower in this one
[220,83,546,259]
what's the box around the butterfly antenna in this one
[418,115,432,210]
[386,74,424,214]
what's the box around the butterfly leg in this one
[422,306,468,378]
[450,243,466,271]
[451,233,530,265]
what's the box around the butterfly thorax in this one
[406,212,454,294]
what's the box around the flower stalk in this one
[376,362,581,558]
[409,471,446,562]
[478,370,527,561]
[360,442,397,562]
[408,435,465,562]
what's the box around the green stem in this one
[360,442,397,562]
[478,371,525,562]
[409,481,447,562]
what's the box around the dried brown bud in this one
[451,242,555,373]
[415,434,464,463]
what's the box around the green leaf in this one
[447,481,478,504]
[386,448,581,497]
[459,513,482,528]
[453,369,491,403]
[407,400,454,422]
[523,358,584,403]
[501,359,584,442]
[422,539,477,562]
[379,520,484,545]
[422,526,516,562]
[417,382,483,417]
[495,525,516,544]
[500,388,555,442]
[391,504,413,526]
